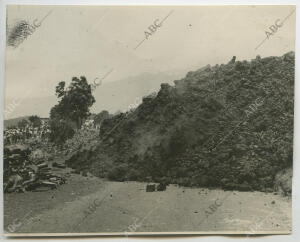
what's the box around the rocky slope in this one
[67,52,294,193]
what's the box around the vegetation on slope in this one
[67,52,294,192]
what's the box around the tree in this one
[94,110,110,125]
[55,81,66,98]
[17,119,29,128]
[28,115,42,127]
[50,76,95,129]
[49,119,75,145]
[49,76,95,145]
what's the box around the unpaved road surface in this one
[4,173,291,235]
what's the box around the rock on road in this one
[4,175,291,235]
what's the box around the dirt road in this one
[4,173,291,235]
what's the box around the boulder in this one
[146,184,156,192]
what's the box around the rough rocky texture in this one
[4,146,66,193]
[67,52,294,193]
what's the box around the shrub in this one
[49,119,75,145]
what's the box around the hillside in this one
[67,52,294,192]
[4,116,29,129]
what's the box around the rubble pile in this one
[67,52,294,193]
[3,146,66,193]
[63,129,99,155]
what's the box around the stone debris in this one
[146,183,167,192]
[4,147,66,193]
[146,184,156,192]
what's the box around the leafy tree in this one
[55,81,66,98]
[17,119,29,128]
[50,76,95,128]
[49,119,75,145]
[28,115,42,127]
[49,76,95,145]
[94,110,110,125]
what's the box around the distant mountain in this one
[91,72,181,114]
[4,116,49,129]
[4,72,181,120]
[4,116,29,129]
[4,96,57,120]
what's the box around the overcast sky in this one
[5,5,296,99]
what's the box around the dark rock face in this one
[67,52,295,192]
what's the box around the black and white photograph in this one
[2,4,296,236]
